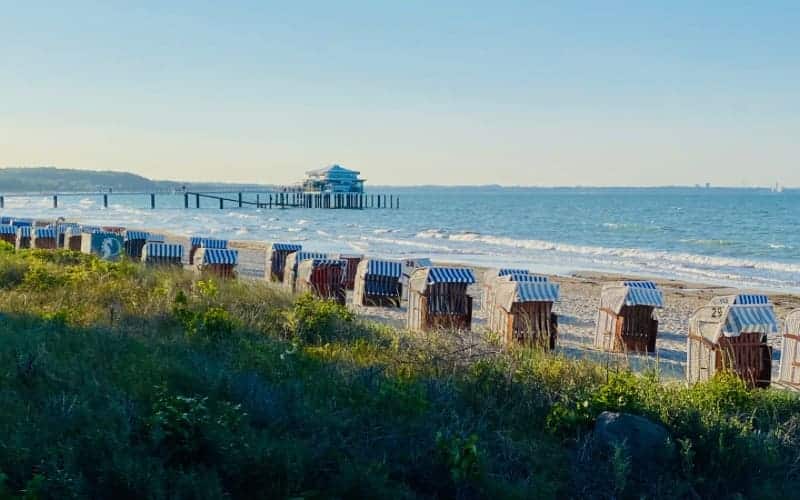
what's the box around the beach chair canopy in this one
[505,273,548,283]
[493,281,560,311]
[11,219,33,227]
[190,236,227,248]
[690,295,778,343]
[709,294,770,306]
[364,259,403,278]
[485,268,527,283]
[601,281,664,314]
[291,251,328,265]
[0,225,15,235]
[199,238,228,249]
[125,230,150,241]
[34,228,57,239]
[147,234,166,242]
[270,242,302,252]
[198,248,238,265]
[143,242,184,259]
[409,267,475,293]
[17,226,31,238]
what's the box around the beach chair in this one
[353,259,403,307]
[407,267,476,332]
[595,281,663,353]
[141,242,184,266]
[687,294,777,388]
[265,242,302,282]
[488,276,559,349]
[194,248,239,278]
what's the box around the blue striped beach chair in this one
[353,259,403,307]
[688,294,777,388]
[407,267,476,332]
[194,248,238,278]
[141,242,184,266]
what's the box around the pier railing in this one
[0,191,399,210]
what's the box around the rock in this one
[594,411,671,464]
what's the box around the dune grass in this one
[0,242,798,498]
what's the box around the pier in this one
[0,190,399,210]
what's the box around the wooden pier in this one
[0,190,399,211]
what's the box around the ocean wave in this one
[679,238,735,247]
[443,232,800,275]
[416,229,448,239]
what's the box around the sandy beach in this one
[146,231,800,381]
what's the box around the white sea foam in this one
[444,232,800,275]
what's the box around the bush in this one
[286,293,355,344]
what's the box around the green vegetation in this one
[0,167,271,193]
[0,242,798,498]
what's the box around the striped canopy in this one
[0,224,15,235]
[310,259,346,268]
[517,282,560,302]
[426,267,476,285]
[199,248,238,265]
[147,234,166,242]
[17,226,31,238]
[722,305,778,336]
[498,268,530,277]
[125,231,150,241]
[144,243,184,258]
[366,259,403,277]
[734,294,769,305]
[34,228,57,239]
[271,242,302,252]
[295,251,328,263]
[601,281,664,314]
[505,274,548,283]
[494,281,560,310]
[199,238,228,249]
[11,219,32,227]
[710,294,770,306]
[0,217,10,224]
[190,236,208,246]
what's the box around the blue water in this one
[3,187,799,291]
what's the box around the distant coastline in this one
[2,167,795,192]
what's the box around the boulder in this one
[594,411,671,463]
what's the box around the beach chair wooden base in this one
[503,304,558,350]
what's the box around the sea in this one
[3,186,799,292]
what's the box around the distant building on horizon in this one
[302,164,365,193]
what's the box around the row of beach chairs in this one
[267,243,799,390]
[3,217,798,390]
[0,218,238,279]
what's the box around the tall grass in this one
[0,244,797,498]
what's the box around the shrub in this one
[286,294,355,344]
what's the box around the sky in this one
[1,1,798,187]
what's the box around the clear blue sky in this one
[1,1,798,186]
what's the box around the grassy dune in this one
[0,243,798,498]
